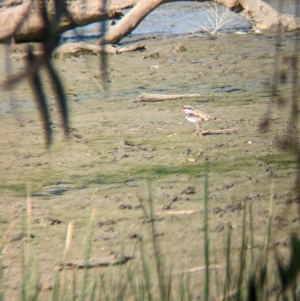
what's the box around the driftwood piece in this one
[10,43,145,59]
[156,210,199,215]
[0,0,22,8]
[54,42,145,56]
[117,44,146,53]
[217,0,300,31]
[0,0,123,42]
[200,129,237,136]
[56,255,133,271]
[138,93,201,102]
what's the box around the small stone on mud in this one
[102,236,115,241]
[212,207,223,215]
[42,217,62,226]
[212,222,232,233]
[181,186,195,195]
[162,203,171,210]
[142,51,160,59]
[172,44,187,52]
[184,157,196,162]
[72,133,83,139]
[224,203,243,213]
[128,233,139,239]
[274,238,288,246]
[123,140,135,146]
[245,193,260,200]
[50,189,69,195]
[118,204,132,210]
[142,216,165,223]
[98,220,116,227]
[104,227,115,232]
[222,182,235,190]
[172,196,178,202]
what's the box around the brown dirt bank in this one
[0,31,299,299]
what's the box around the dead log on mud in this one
[10,42,145,59]
[200,129,237,136]
[216,0,300,31]
[138,93,201,102]
[0,0,123,43]
[53,42,145,56]
[56,255,133,271]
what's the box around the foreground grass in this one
[1,171,300,301]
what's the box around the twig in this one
[118,44,145,53]
[86,72,104,92]
[200,129,237,136]
[184,263,224,273]
[156,210,199,215]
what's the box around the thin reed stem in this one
[203,162,210,301]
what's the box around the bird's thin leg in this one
[192,123,201,138]
[196,122,202,136]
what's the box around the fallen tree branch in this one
[10,42,145,59]
[55,255,133,271]
[99,0,169,44]
[0,0,123,42]
[0,0,22,8]
[138,93,201,102]
[216,0,300,31]
[54,42,145,56]
[200,129,237,136]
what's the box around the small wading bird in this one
[181,105,217,137]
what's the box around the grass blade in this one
[203,161,210,301]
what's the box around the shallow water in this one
[61,2,251,41]
[61,1,298,42]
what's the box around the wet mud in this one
[0,26,299,299]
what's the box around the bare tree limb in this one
[99,0,169,45]
[0,0,123,42]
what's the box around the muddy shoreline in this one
[0,27,299,299]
